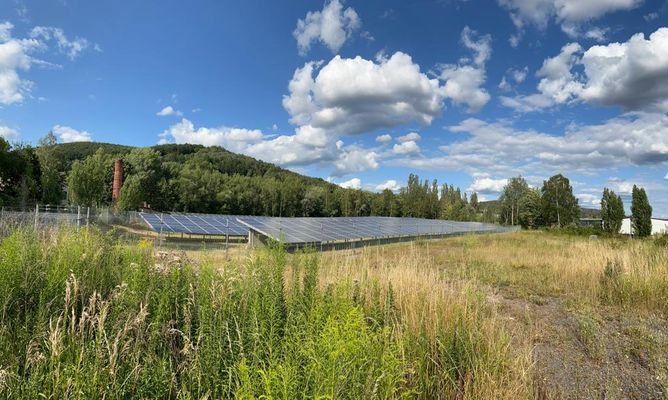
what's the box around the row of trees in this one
[2,135,491,221]
[2,134,655,234]
[499,174,654,236]
[498,174,580,228]
[600,185,652,236]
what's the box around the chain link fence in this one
[0,205,144,237]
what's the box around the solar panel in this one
[138,212,510,243]
[236,216,508,244]
[139,212,251,236]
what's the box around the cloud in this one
[29,26,90,60]
[156,105,183,117]
[503,28,668,112]
[664,172,668,180]
[339,177,361,189]
[0,23,39,104]
[438,27,492,112]
[333,147,378,175]
[0,125,18,140]
[159,118,380,176]
[498,77,511,91]
[376,134,392,143]
[293,0,361,55]
[397,132,420,142]
[53,125,92,142]
[467,173,508,194]
[511,66,529,83]
[394,112,668,178]
[644,12,659,21]
[499,66,529,91]
[498,0,640,44]
[607,177,634,193]
[0,22,13,42]
[576,193,601,207]
[159,118,263,149]
[392,140,420,155]
[0,22,91,105]
[579,28,668,111]
[376,179,402,192]
[283,52,445,136]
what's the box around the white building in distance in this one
[620,218,668,235]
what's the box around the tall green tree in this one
[117,174,144,211]
[540,174,579,227]
[518,188,542,229]
[600,188,624,234]
[470,192,479,212]
[499,176,530,225]
[36,132,64,204]
[119,148,165,210]
[67,148,111,207]
[631,185,652,237]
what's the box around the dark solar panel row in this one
[139,212,510,243]
[235,216,504,244]
[139,212,252,236]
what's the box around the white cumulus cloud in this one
[503,28,668,112]
[53,125,92,142]
[394,113,668,178]
[282,52,445,136]
[293,0,361,55]
[156,105,183,117]
[397,132,421,143]
[498,0,641,45]
[376,180,402,192]
[376,134,392,143]
[339,177,361,189]
[159,119,381,176]
[438,26,492,113]
[467,173,508,194]
[333,147,378,175]
[392,140,420,155]
[579,28,668,111]
[0,125,18,140]
[159,118,263,150]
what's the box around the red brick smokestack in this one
[112,159,123,204]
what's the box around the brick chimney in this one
[112,159,123,204]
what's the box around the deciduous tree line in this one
[1,135,653,233]
[0,136,489,221]
[499,174,653,236]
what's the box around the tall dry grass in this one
[392,232,668,315]
[0,227,533,399]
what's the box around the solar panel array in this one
[139,212,511,243]
[139,212,252,236]
[236,216,508,244]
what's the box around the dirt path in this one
[488,290,668,399]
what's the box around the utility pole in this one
[556,180,561,227]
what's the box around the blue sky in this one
[1,0,668,215]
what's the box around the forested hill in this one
[0,139,486,220]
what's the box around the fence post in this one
[86,207,90,227]
[159,213,164,248]
[34,204,39,231]
[77,206,81,231]
[225,217,229,260]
